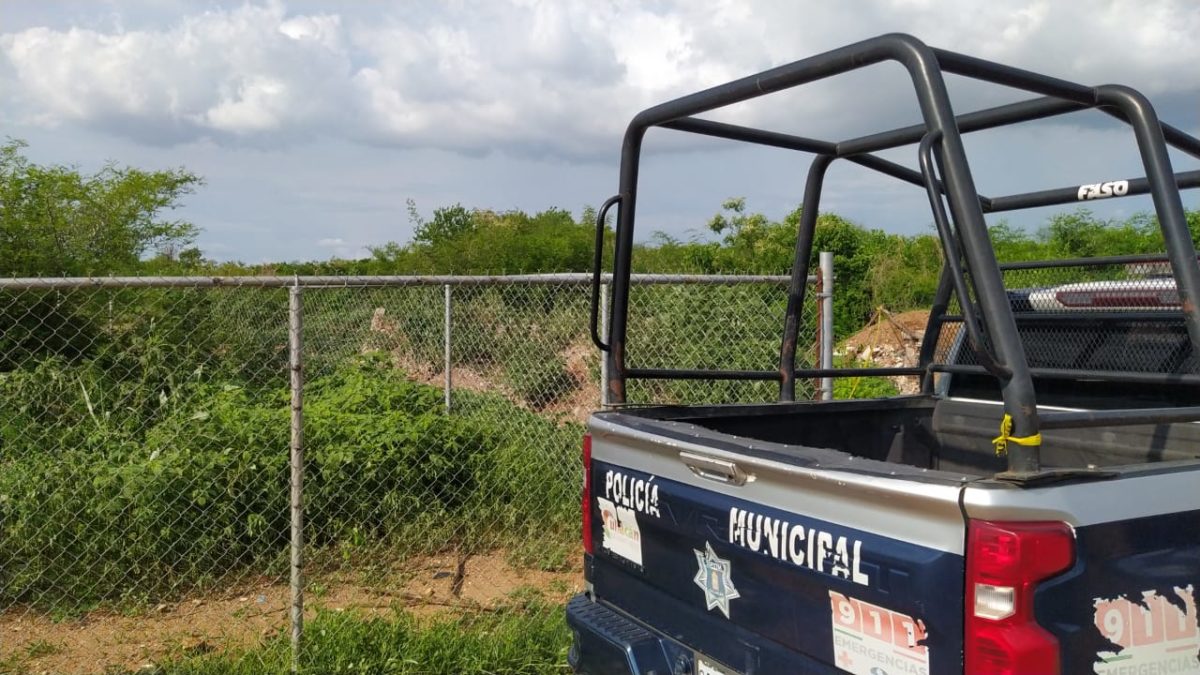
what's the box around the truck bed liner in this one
[603,396,1200,478]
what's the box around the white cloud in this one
[1,0,1198,157]
[314,236,366,260]
[0,2,353,143]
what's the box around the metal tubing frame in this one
[1090,85,1200,357]
[668,99,1200,206]
[600,282,611,407]
[663,118,957,198]
[918,266,955,394]
[999,253,1199,271]
[801,366,926,378]
[779,154,833,401]
[601,33,1200,477]
[627,366,924,381]
[608,33,1045,472]
[944,311,1190,323]
[627,368,781,382]
[987,169,1200,213]
[918,130,1010,380]
[590,195,621,351]
[930,363,1200,387]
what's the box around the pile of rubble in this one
[838,309,930,395]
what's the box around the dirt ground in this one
[0,552,582,675]
[369,302,601,424]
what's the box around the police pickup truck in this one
[568,35,1200,675]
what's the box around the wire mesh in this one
[624,278,812,404]
[0,284,290,673]
[0,274,818,674]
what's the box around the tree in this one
[368,203,601,274]
[410,201,476,248]
[705,198,794,272]
[0,139,202,276]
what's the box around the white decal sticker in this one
[596,496,642,566]
[1077,180,1130,201]
[603,470,661,518]
[694,541,740,619]
[829,590,929,675]
[729,506,870,586]
[696,656,737,675]
[1093,586,1200,674]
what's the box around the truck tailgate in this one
[587,415,969,674]
[963,467,1200,674]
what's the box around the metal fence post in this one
[600,281,609,407]
[444,284,452,413]
[288,281,305,673]
[819,252,835,401]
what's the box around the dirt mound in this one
[841,309,930,394]
[552,340,604,422]
[370,305,601,423]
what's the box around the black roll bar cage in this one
[593,34,1200,478]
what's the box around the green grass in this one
[831,358,901,400]
[146,592,570,675]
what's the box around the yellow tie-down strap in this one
[992,413,1043,456]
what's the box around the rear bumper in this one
[565,593,691,675]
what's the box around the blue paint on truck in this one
[1038,509,1200,673]
[573,462,962,674]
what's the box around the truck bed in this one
[604,396,1200,477]
[576,399,1200,674]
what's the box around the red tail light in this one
[965,520,1074,675]
[581,434,594,555]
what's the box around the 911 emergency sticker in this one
[1093,586,1200,674]
[829,591,929,675]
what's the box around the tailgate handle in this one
[680,451,748,486]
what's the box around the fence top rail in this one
[0,273,806,290]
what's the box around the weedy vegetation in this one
[3,140,1198,671]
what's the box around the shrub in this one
[0,355,580,611]
[504,357,576,409]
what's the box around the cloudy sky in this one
[1,1,1198,262]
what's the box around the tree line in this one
[4,139,1199,335]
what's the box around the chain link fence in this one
[0,272,821,674]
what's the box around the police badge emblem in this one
[693,541,740,618]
